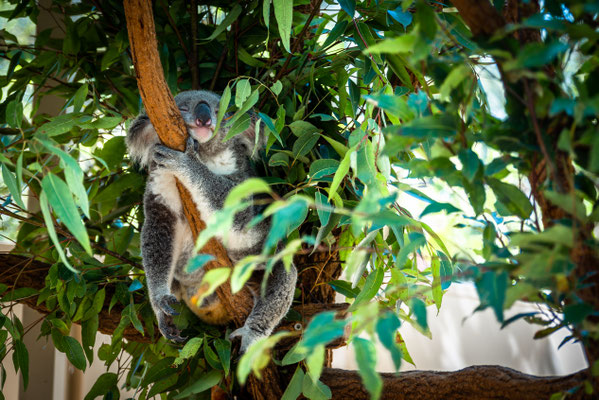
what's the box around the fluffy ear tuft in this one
[126,113,160,169]
[238,114,267,160]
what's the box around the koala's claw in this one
[186,136,200,154]
[158,315,187,343]
[157,294,180,316]
[153,144,182,169]
[230,325,268,354]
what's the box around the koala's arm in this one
[142,193,186,342]
[231,260,297,352]
[153,137,259,231]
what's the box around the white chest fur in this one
[148,170,182,213]
[203,149,237,175]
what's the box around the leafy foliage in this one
[1,0,599,399]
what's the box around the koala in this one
[126,90,297,352]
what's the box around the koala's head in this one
[127,90,264,169]
[174,90,221,145]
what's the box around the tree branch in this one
[321,366,588,399]
[450,0,505,36]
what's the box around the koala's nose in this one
[194,102,212,127]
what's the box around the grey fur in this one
[127,90,296,352]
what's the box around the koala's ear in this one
[239,113,267,160]
[126,112,159,169]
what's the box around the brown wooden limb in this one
[122,0,253,327]
[321,366,589,400]
[450,0,505,37]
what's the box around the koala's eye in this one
[179,106,189,112]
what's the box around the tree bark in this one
[322,366,588,400]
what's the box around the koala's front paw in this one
[230,325,268,354]
[153,144,184,171]
[154,294,187,343]
[185,136,200,155]
[156,294,181,316]
[157,312,187,343]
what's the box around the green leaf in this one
[353,338,382,400]
[398,114,458,138]
[264,197,309,250]
[458,149,481,182]
[6,100,23,129]
[419,201,461,217]
[337,0,355,17]
[269,152,290,167]
[214,338,232,376]
[563,303,593,325]
[39,192,76,273]
[366,34,416,54]
[348,267,384,312]
[41,173,91,254]
[13,340,29,389]
[205,4,243,41]
[263,0,271,29]
[1,288,38,302]
[431,257,442,311]
[84,373,118,400]
[487,178,533,219]
[196,268,231,304]
[37,138,90,218]
[329,147,354,200]
[236,79,251,108]
[174,337,203,366]
[543,190,587,221]
[1,163,25,209]
[273,0,293,53]
[376,312,402,370]
[289,120,320,136]
[321,20,348,49]
[321,135,349,157]
[237,332,291,384]
[72,83,88,113]
[224,112,252,141]
[475,270,508,322]
[282,367,305,400]
[215,85,231,134]
[173,370,223,399]
[328,280,360,298]
[411,297,428,331]
[302,373,332,400]
[224,178,272,208]
[309,159,340,180]
[292,133,319,158]
[315,191,331,227]
[306,344,325,382]
[232,256,260,293]
[227,89,259,128]
[282,343,309,366]
[36,114,84,137]
[271,80,283,96]
[301,312,346,348]
[186,254,215,274]
[63,336,87,371]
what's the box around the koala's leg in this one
[230,261,298,353]
[142,193,186,342]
